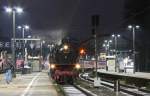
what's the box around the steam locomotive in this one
[50,37,80,84]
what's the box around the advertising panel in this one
[99,53,106,69]
[107,59,115,71]
[16,59,24,69]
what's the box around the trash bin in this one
[24,65,31,74]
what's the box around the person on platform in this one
[5,62,14,84]
[21,61,24,74]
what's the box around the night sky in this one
[1,0,150,71]
[0,0,124,43]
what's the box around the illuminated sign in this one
[0,42,10,48]
[0,41,24,48]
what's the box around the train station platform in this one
[0,70,58,96]
[98,70,150,80]
[97,70,150,93]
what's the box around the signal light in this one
[80,49,85,55]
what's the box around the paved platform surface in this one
[98,70,150,80]
[0,71,58,96]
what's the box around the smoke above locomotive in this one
[54,37,79,65]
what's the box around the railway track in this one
[63,85,87,96]
[80,73,150,96]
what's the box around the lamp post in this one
[17,25,29,61]
[5,7,23,76]
[17,25,29,39]
[112,34,120,72]
[103,40,112,55]
[92,30,98,79]
[128,25,140,73]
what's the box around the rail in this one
[80,73,150,96]
[63,85,88,96]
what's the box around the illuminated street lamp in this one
[27,35,32,38]
[5,6,23,76]
[112,34,121,72]
[17,25,30,60]
[25,25,29,29]
[17,25,30,38]
[128,25,140,73]
[5,7,23,14]
[42,40,45,44]
[103,40,112,55]
[5,7,12,13]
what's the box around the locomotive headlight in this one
[64,44,69,50]
[75,64,81,69]
[51,64,55,69]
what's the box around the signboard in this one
[98,61,106,69]
[0,42,10,48]
[99,53,106,61]
[99,53,106,69]
[0,41,24,48]
[16,59,24,69]
[28,56,42,72]
[107,59,115,71]
[80,60,106,69]
[83,60,94,68]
